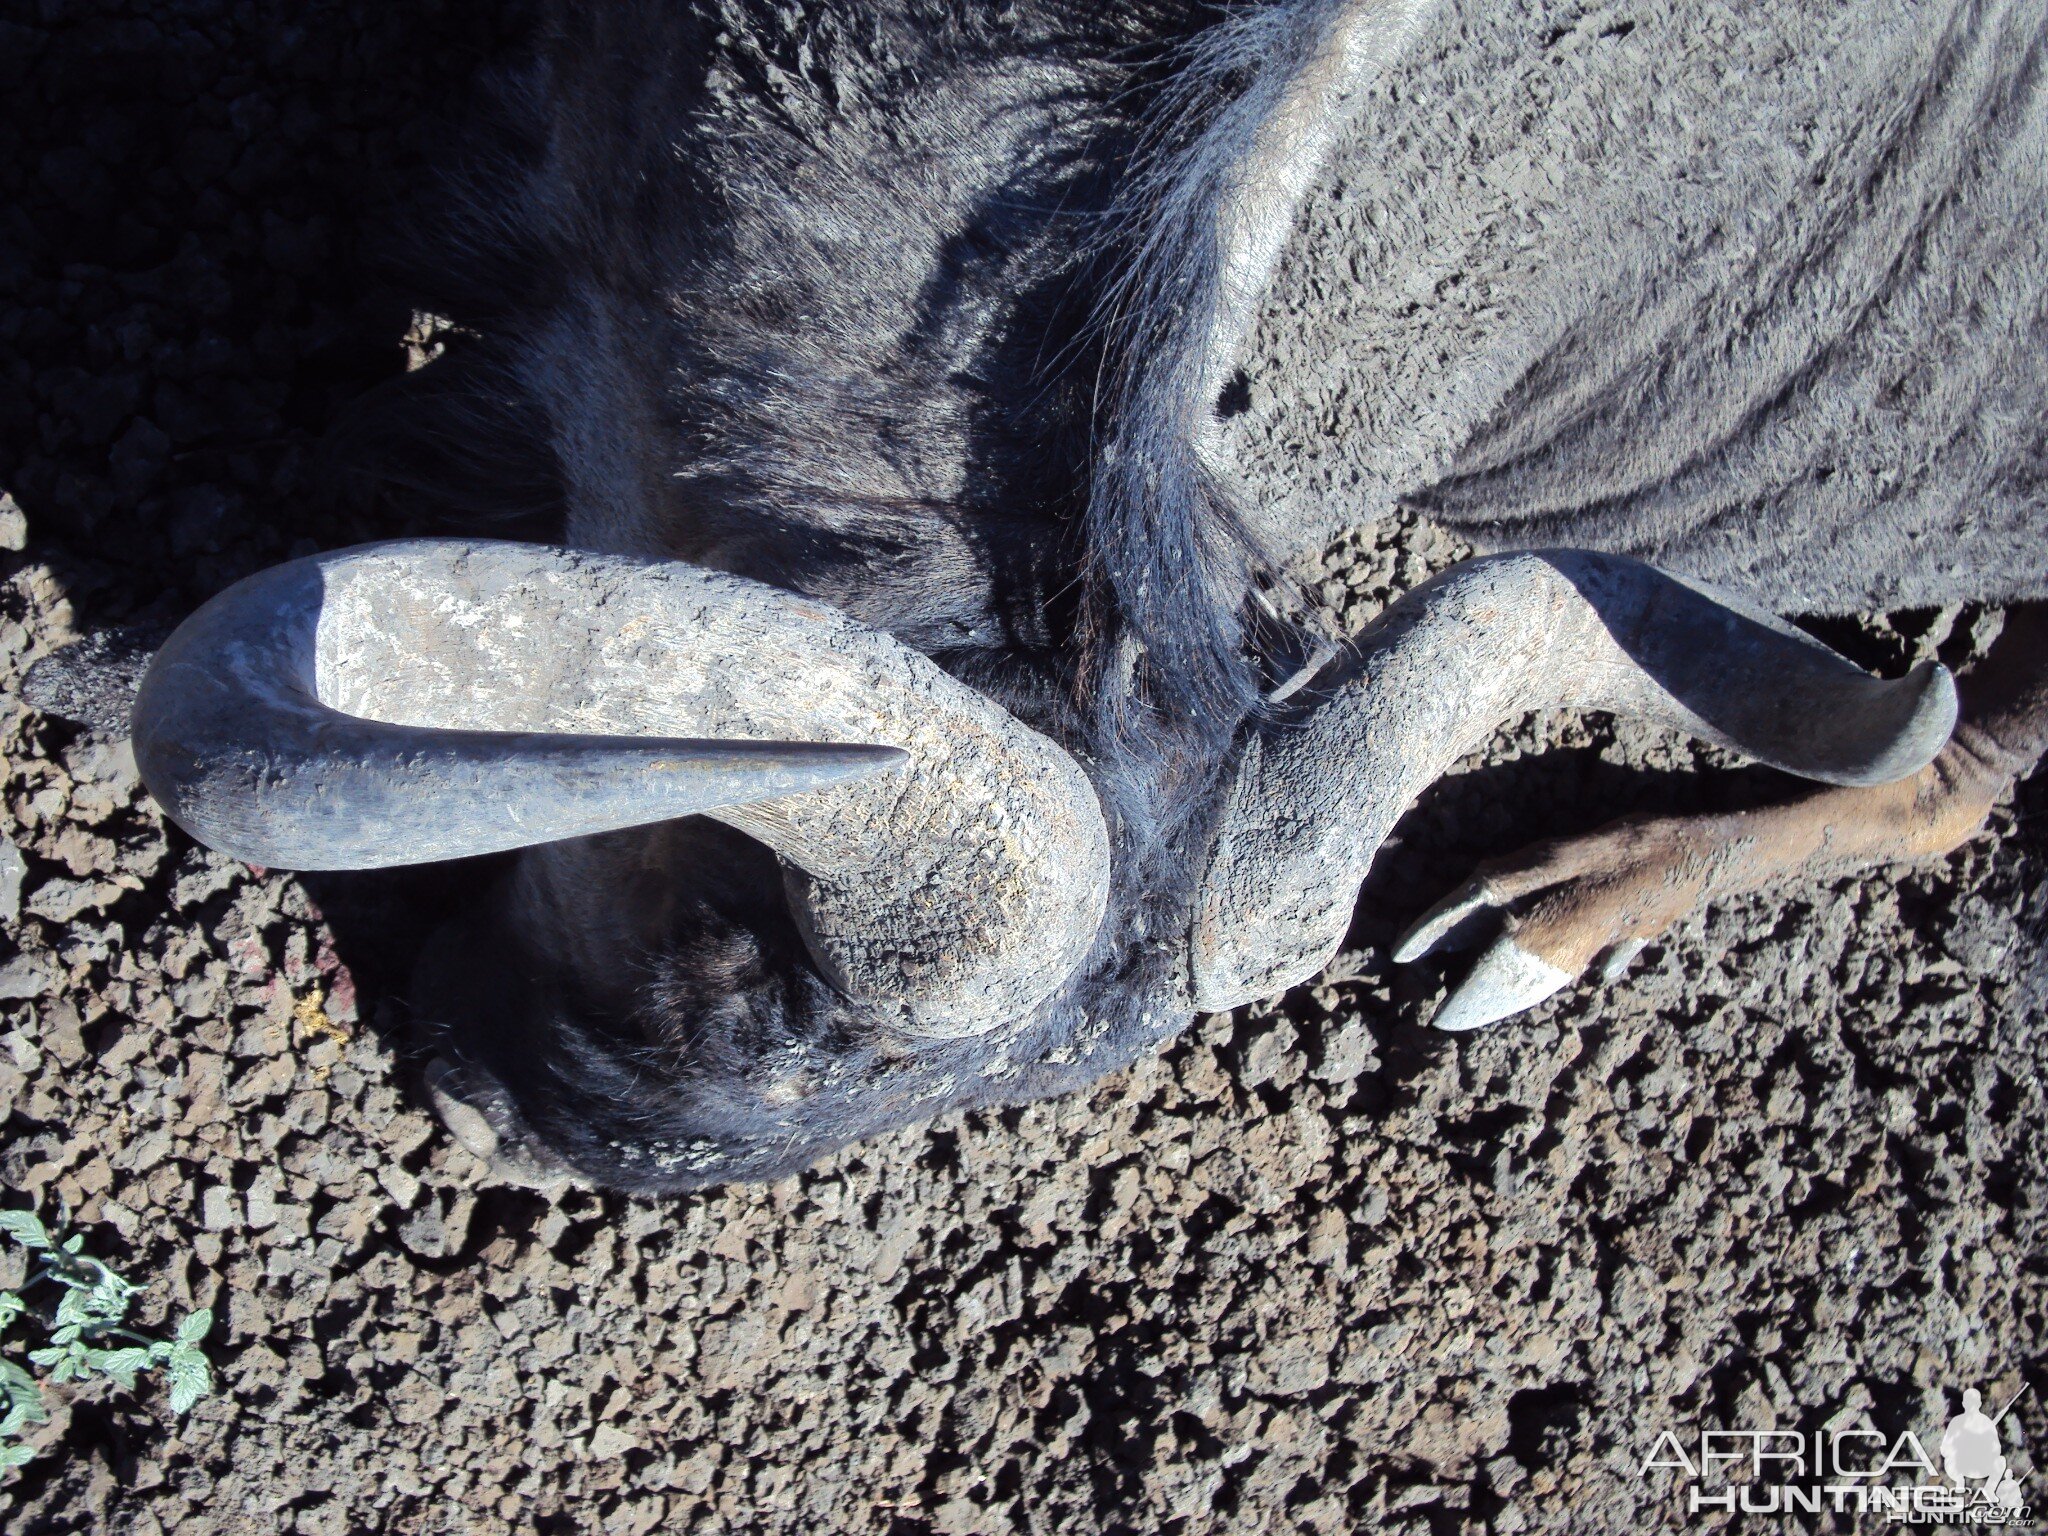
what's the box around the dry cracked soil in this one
[1,3,2043,1534]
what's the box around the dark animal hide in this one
[371,0,1359,1191]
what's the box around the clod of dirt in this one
[0,838,23,926]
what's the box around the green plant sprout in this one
[0,1208,213,1472]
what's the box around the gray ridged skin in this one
[1190,550,1958,1010]
[132,539,1111,1038]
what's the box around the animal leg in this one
[1399,605,2048,1030]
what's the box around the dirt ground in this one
[2,4,2042,1534]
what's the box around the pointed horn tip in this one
[1912,657,1957,707]
[1911,656,1960,741]
[784,740,910,780]
[1823,657,1958,789]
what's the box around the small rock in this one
[168,487,237,555]
[1356,1184,1390,1226]
[378,1164,420,1208]
[0,840,22,924]
[398,1203,452,1260]
[4,1032,40,1074]
[245,1176,279,1230]
[202,1185,241,1231]
[26,877,103,924]
[40,1000,86,1066]
[268,1202,311,1245]
[0,492,24,552]
[97,1198,141,1244]
[1311,1016,1380,1085]
[1242,1018,1302,1091]
[323,968,358,1026]
[109,417,172,496]
[588,1425,639,1460]
[0,953,54,1001]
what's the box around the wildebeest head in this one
[127,0,1956,1191]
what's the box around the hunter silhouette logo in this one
[1943,1387,2031,1519]
[1638,1381,2035,1523]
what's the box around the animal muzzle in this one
[130,538,1110,1038]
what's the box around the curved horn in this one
[133,557,904,871]
[1191,550,1958,1010]
[134,540,1109,1037]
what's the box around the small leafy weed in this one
[0,1207,214,1472]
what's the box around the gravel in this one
[2,3,2041,1534]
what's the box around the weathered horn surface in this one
[133,539,1110,1037]
[1192,550,1958,1010]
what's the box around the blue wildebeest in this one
[131,0,2048,1191]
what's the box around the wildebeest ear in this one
[1194,0,1441,412]
[1085,0,1441,737]
[411,900,587,1192]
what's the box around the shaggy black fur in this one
[370,0,1359,1190]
